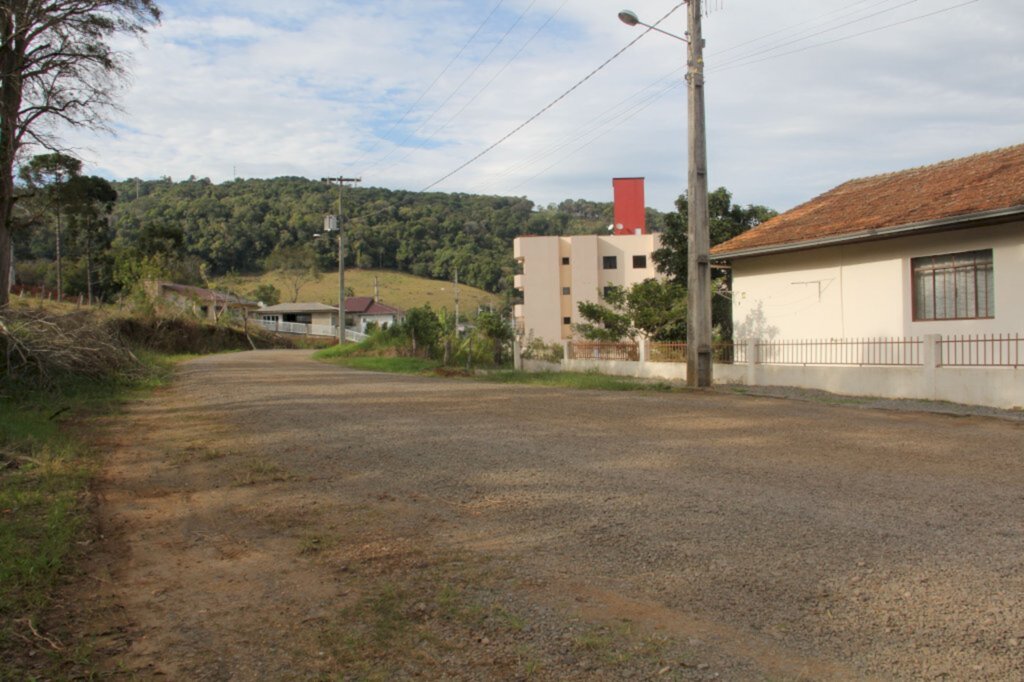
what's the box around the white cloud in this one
[61,0,1024,214]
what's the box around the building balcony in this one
[513,273,524,290]
[513,304,524,320]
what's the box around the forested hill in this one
[110,176,666,293]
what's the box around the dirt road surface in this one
[79,350,1024,680]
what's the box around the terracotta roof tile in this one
[712,144,1024,257]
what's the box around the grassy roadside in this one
[314,343,679,392]
[0,354,177,679]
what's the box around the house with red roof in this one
[147,280,259,321]
[712,144,1024,341]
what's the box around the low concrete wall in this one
[522,359,563,373]
[524,342,1023,411]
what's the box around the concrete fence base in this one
[517,335,1023,411]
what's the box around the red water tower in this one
[612,177,646,235]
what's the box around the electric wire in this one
[462,0,983,198]
[351,0,506,174]
[711,0,926,71]
[419,2,687,192]
[710,0,982,74]
[372,0,543,176]
[466,0,914,194]
[711,0,883,57]
[470,68,682,194]
[417,0,571,155]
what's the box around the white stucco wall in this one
[514,233,661,345]
[730,221,1024,340]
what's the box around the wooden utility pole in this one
[686,0,712,387]
[322,175,360,344]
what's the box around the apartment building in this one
[513,233,662,344]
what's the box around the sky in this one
[60,0,1024,213]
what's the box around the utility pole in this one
[686,0,712,387]
[453,267,460,329]
[321,175,361,344]
[373,275,380,303]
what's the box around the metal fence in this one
[754,337,923,366]
[714,342,739,365]
[568,341,639,361]
[565,334,1022,369]
[941,334,1023,367]
[649,342,686,363]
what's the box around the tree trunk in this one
[0,13,22,309]
[55,208,63,302]
[86,247,93,305]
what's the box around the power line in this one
[471,70,681,194]
[419,2,687,192]
[471,0,983,197]
[352,0,506,174]
[468,0,909,193]
[373,0,542,176]
[414,0,571,156]
[711,0,926,71]
[711,0,883,57]
[710,0,983,74]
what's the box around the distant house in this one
[255,302,339,336]
[253,298,403,337]
[711,144,1024,340]
[147,281,258,321]
[345,297,404,333]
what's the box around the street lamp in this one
[619,3,712,388]
[617,9,689,43]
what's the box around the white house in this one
[253,298,404,337]
[712,144,1024,341]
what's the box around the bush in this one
[521,336,564,363]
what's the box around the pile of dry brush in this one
[0,308,145,389]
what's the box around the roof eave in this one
[711,205,1024,261]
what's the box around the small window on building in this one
[562,316,571,325]
[603,286,615,299]
[562,287,571,295]
[602,255,617,270]
[633,255,647,268]
[912,249,994,321]
[561,257,570,265]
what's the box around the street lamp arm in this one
[618,8,688,43]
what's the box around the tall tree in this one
[64,174,117,303]
[264,243,320,303]
[18,152,82,299]
[0,0,161,306]
[652,187,776,340]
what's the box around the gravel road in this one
[87,350,1024,680]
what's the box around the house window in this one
[603,286,615,298]
[912,249,994,321]
[562,257,570,265]
[562,287,571,295]
[602,256,617,270]
[563,316,571,325]
[633,255,647,268]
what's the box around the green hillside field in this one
[215,269,501,314]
